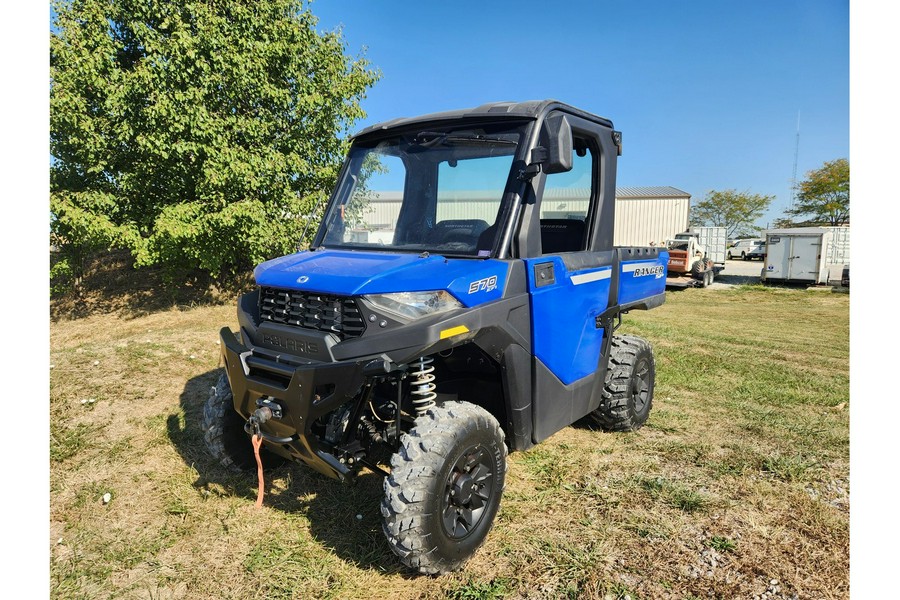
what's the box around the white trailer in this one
[762,227,850,285]
[689,226,727,269]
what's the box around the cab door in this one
[525,253,612,385]
[523,117,617,441]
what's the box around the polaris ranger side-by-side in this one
[204,100,668,574]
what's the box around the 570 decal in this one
[468,275,499,294]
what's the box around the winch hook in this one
[244,405,275,436]
[244,405,276,510]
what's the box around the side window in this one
[432,155,514,253]
[539,138,594,253]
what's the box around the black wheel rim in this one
[442,445,495,539]
[631,358,651,412]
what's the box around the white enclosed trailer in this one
[689,226,727,269]
[762,227,850,285]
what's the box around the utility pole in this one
[790,111,800,211]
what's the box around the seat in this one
[540,219,585,254]
[429,219,489,246]
[475,224,498,254]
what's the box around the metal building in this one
[355,186,692,248]
[613,186,691,246]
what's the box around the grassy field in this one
[49,285,849,599]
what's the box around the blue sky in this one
[310,0,849,230]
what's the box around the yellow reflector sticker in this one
[439,325,469,339]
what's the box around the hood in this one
[253,249,509,308]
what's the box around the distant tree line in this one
[779,158,850,228]
[690,190,774,238]
[691,158,849,236]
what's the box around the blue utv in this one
[203,100,668,574]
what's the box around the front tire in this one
[691,260,705,280]
[381,401,507,575]
[202,372,284,472]
[591,335,655,432]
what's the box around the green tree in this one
[786,158,849,226]
[769,216,796,229]
[690,189,774,238]
[343,153,389,231]
[50,0,379,285]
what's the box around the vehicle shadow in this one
[713,273,760,286]
[168,368,413,577]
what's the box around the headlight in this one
[364,290,462,321]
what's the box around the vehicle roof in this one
[353,100,614,138]
[763,227,832,235]
[617,186,691,198]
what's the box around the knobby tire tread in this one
[381,401,507,575]
[201,371,286,472]
[591,335,655,432]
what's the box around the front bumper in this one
[219,327,385,480]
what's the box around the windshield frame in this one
[311,118,536,258]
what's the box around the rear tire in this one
[695,263,709,288]
[691,260,705,280]
[591,335,655,432]
[202,372,284,472]
[381,401,507,575]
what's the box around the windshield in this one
[316,121,528,257]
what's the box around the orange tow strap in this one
[251,434,265,508]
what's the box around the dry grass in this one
[50,284,849,599]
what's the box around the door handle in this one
[534,262,556,287]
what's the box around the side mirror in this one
[536,113,573,174]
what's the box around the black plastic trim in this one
[499,344,533,451]
[620,292,666,312]
[558,249,616,272]
[220,327,372,481]
[531,358,597,443]
[352,100,614,140]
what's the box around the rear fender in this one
[617,248,668,306]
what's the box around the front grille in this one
[259,287,365,339]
